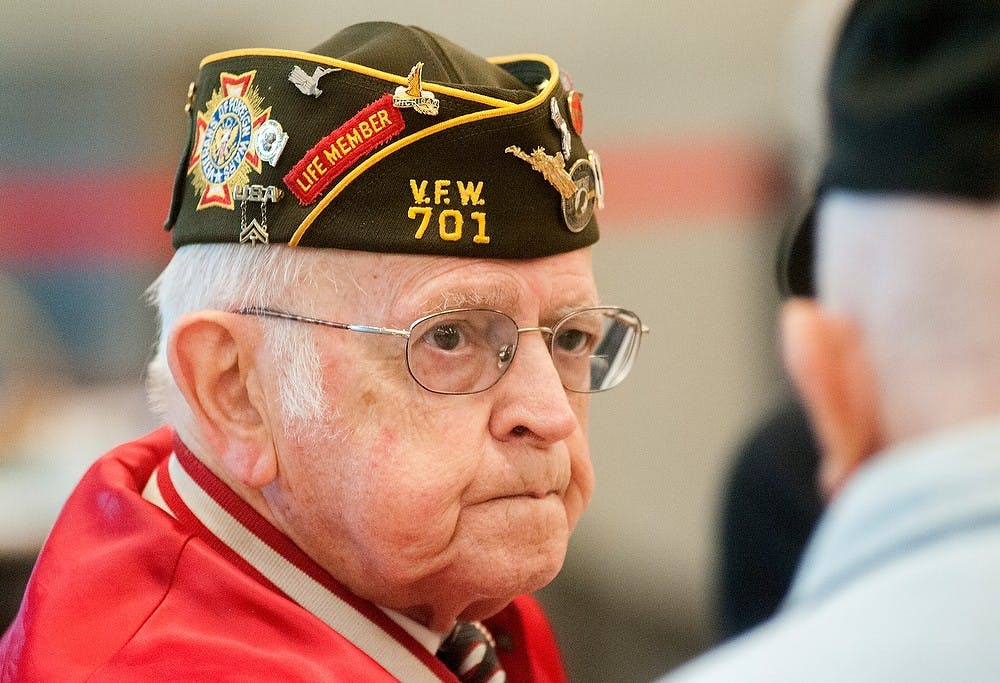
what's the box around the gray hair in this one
[146,243,333,444]
[817,191,1000,442]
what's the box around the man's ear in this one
[167,311,278,489]
[780,298,884,499]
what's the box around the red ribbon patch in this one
[284,94,405,205]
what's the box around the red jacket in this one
[0,427,567,682]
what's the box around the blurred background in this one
[1,1,848,679]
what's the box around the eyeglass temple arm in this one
[608,310,650,335]
[236,308,410,337]
[347,324,410,338]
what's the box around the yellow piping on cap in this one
[288,53,560,246]
[198,48,517,110]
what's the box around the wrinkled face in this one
[262,248,597,630]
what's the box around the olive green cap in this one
[164,21,603,258]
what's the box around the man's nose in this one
[489,331,579,443]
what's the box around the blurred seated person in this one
[659,1,1000,679]
[0,271,67,631]
[716,397,822,639]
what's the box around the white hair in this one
[817,191,1000,442]
[146,243,338,444]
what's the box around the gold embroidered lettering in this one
[456,181,485,206]
[303,156,326,182]
[406,179,489,245]
[434,179,451,205]
[439,209,462,241]
[323,142,342,164]
[409,179,430,205]
[471,212,489,244]
[408,206,433,238]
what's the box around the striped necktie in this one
[436,621,507,683]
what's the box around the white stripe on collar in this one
[380,606,449,656]
[141,466,173,517]
[166,453,447,683]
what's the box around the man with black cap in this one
[657,1,1000,680]
[0,22,646,681]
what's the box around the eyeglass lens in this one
[405,308,642,394]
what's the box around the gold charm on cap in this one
[234,184,283,204]
[393,62,440,116]
[235,184,283,244]
[505,145,576,199]
[240,218,269,244]
[561,158,598,232]
[289,65,341,98]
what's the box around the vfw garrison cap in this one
[165,21,604,259]
[778,0,1000,296]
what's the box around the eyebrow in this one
[419,286,600,321]
[421,284,516,313]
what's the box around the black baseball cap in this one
[779,0,1000,296]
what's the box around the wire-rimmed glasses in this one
[237,306,646,395]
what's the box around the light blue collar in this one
[786,419,1000,609]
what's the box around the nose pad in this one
[511,330,562,385]
[494,331,578,443]
[497,343,515,369]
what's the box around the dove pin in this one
[289,65,341,98]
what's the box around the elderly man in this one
[658,1,1000,681]
[0,22,645,681]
